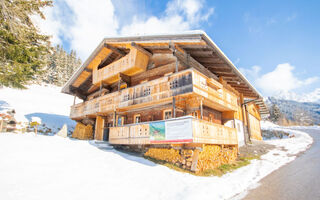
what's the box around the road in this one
[243,128,320,200]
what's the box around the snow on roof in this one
[31,117,41,124]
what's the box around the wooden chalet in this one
[62,31,268,148]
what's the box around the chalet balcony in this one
[92,47,149,85]
[70,68,238,119]
[108,116,238,145]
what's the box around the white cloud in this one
[33,0,118,59]
[64,0,119,59]
[242,63,318,96]
[120,0,213,36]
[32,3,63,45]
[120,15,190,36]
[34,0,214,59]
[239,65,260,78]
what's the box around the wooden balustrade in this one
[70,69,239,119]
[108,117,237,145]
[92,48,149,85]
[192,70,238,111]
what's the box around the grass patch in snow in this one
[144,155,261,177]
[199,155,261,177]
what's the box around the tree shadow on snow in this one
[0,100,12,111]
[25,112,76,134]
[88,140,157,167]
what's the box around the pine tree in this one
[0,0,52,88]
[269,104,281,123]
[43,45,82,86]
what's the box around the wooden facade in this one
[62,32,268,147]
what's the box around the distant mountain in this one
[266,97,320,125]
[274,88,320,103]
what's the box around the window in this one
[117,116,124,126]
[123,94,130,101]
[209,114,213,122]
[237,123,241,132]
[170,79,178,89]
[143,87,151,96]
[163,109,172,119]
[134,114,141,123]
[192,111,198,119]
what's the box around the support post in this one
[73,95,76,105]
[173,97,176,118]
[113,111,117,127]
[200,99,203,119]
[117,79,121,92]
[245,104,252,142]
[99,82,102,96]
[175,57,179,73]
[240,94,249,145]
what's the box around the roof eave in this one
[200,33,263,99]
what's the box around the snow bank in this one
[287,125,320,131]
[0,84,78,133]
[260,120,279,129]
[0,126,313,200]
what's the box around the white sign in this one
[165,118,193,141]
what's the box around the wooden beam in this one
[84,68,92,72]
[206,63,229,68]
[233,85,251,89]
[195,57,223,64]
[207,67,232,72]
[104,44,126,56]
[119,73,131,86]
[69,85,87,100]
[215,72,237,77]
[131,42,153,57]
[171,47,218,80]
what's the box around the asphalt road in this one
[243,128,320,200]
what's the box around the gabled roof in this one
[61,31,269,116]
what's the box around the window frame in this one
[134,114,141,124]
[163,109,172,120]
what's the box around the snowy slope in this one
[266,97,320,125]
[274,88,320,103]
[0,84,78,133]
[0,124,314,200]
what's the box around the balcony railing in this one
[92,48,149,85]
[70,68,238,119]
[108,116,238,145]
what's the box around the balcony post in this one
[173,97,176,118]
[73,95,76,105]
[113,111,117,127]
[99,81,102,96]
[175,57,179,73]
[200,98,203,119]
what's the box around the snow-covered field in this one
[0,126,314,200]
[0,85,315,200]
[0,85,77,133]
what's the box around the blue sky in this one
[35,0,320,97]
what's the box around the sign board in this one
[150,118,193,143]
[149,121,165,141]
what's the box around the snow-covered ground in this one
[0,85,316,199]
[0,84,78,133]
[0,124,314,200]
